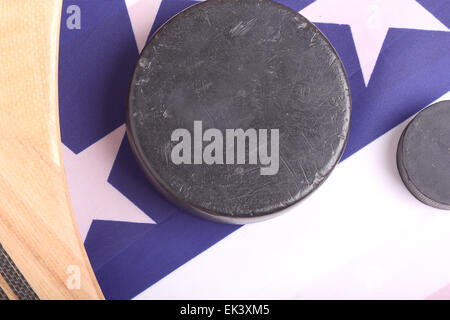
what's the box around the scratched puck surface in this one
[127,0,351,223]
[397,101,450,210]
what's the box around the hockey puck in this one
[127,0,352,223]
[397,100,450,210]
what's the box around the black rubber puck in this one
[127,0,351,223]
[397,100,450,210]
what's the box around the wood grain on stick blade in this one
[0,0,104,299]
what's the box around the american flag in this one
[59,0,450,299]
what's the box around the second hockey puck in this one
[397,100,450,210]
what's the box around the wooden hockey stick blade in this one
[0,0,104,299]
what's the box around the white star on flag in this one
[301,0,449,86]
[126,0,163,53]
[62,125,155,241]
[61,0,163,241]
